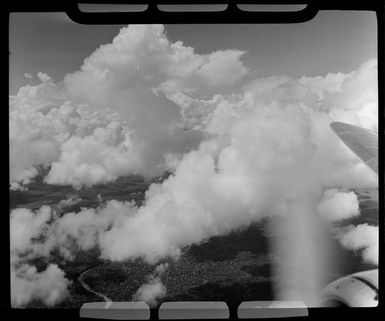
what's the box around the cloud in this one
[10,57,378,264]
[11,72,63,112]
[44,122,144,188]
[10,201,131,261]
[57,195,82,208]
[336,224,378,265]
[10,168,38,191]
[9,25,378,306]
[57,194,83,211]
[10,206,71,307]
[60,24,247,185]
[299,59,378,135]
[316,188,360,222]
[65,25,248,102]
[9,100,139,189]
[10,206,52,255]
[132,263,168,307]
[24,73,33,79]
[11,25,248,189]
[11,263,70,308]
[37,72,52,83]
[299,71,351,99]
[9,25,377,191]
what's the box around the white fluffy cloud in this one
[10,206,52,255]
[299,71,351,99]
[316,189,360,222]
[9,25,377,190]
[10,200,132,261]
[65,25,248,102]
[37,72,52,83]
[10,25,248,189]
[307,59,378,131]
[11,58,378,264]
[44,123,143,188]
[336,224,378,265]
[132,263,168,307]
[57,194,83,211]
[10,206,71,307]
[11,263,70,308]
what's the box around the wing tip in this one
[329,121,345,133]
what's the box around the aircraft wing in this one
[330,121,378,176]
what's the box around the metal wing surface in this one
[330,121,378,176]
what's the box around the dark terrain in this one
[10,172,378,309]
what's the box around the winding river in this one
[78,267,113,306]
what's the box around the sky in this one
[9,10,377,94]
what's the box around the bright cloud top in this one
[10,25,378,190]
[316,188,360,222]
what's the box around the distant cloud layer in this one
[10,24,378,307]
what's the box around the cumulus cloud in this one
[9,25,377,191]
[316,188,360,222]
[9,100,140,189]
[11,59,377,263]
[37,72,52,83]
[327,59,377,131]
[9,201,131,307]
[10,201,131,261]
[299,71,351,99]
[10,168,38,191]
[57,194,83,211]
[132,263,168,307]
[10,59,378,263]
[336,224,378,265]
[44,122,143,188]
[10,25,249,189]
[65,25,248,102]
[11,263,70,308]
[10,206,52,255]
[24,73,33,79]
[10,206,71,307]
[9,103,61,188]
[60,25,247,183]
[11,72,63,112]
[9,24,378,306]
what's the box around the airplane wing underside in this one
[330,121,378,176]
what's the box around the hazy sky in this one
[9,10,377,94]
